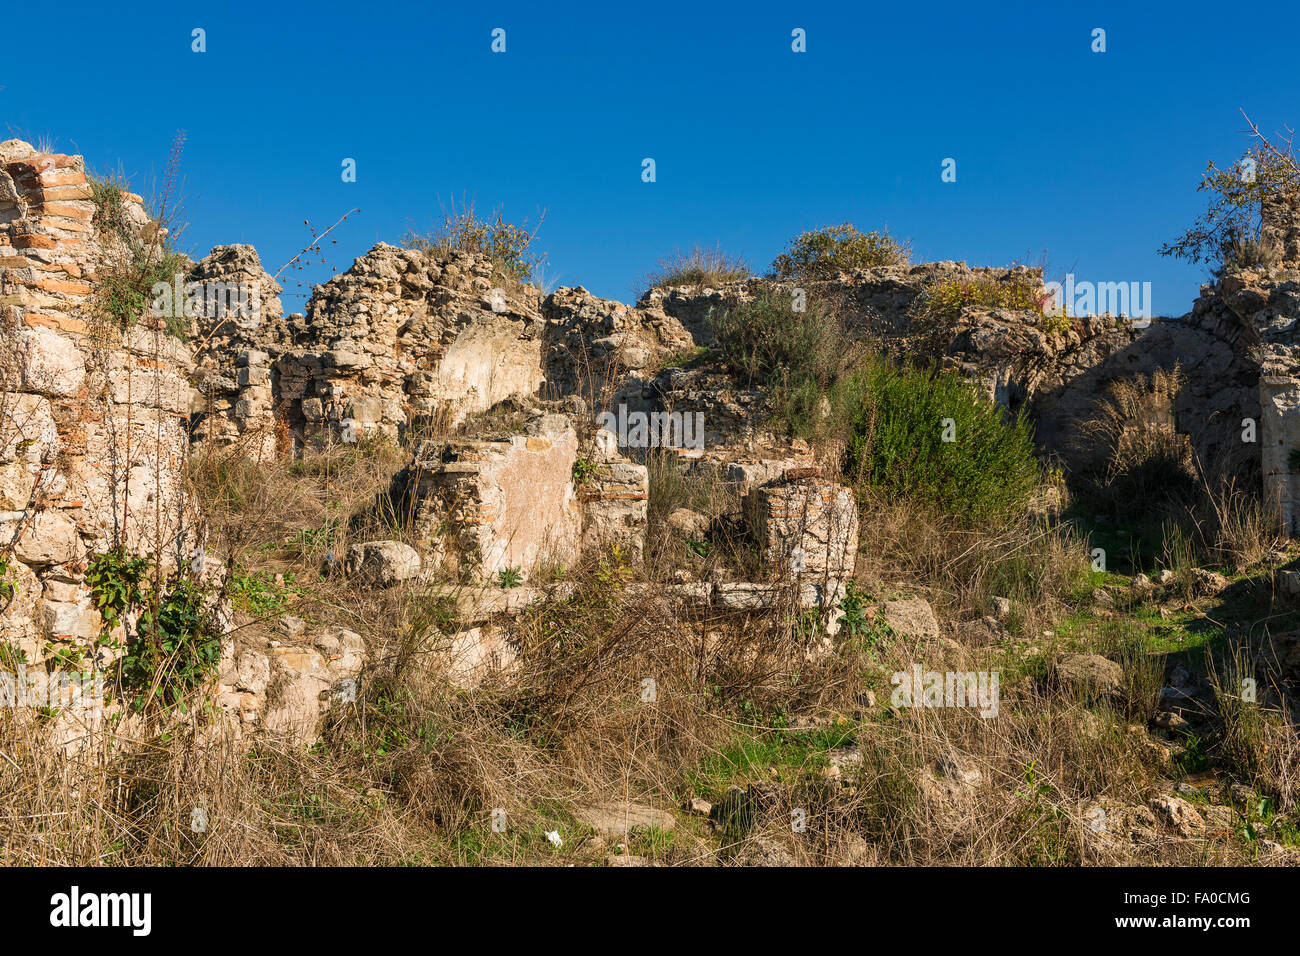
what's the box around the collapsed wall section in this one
[390,411,582,582]
[277,244,546,446]
[641,261,1265,489]
[186,244,288,459]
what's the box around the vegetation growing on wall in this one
[1159,111,1300,277]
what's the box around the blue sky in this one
[5,0,1298,315]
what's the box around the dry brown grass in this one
[1076,367,1280,573]
[640,244,750,294]
[853,486,1091,635]
[1079,367,1196,516]
[3,414,1292,867]
[1207,641,1300,813]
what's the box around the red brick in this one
[37,170,86,188]
[24,311,87,334]
[40,184,93,201]
[34,277,92,296]
[11,234,56,249]
[30,202,93,221]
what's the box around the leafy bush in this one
[87,138,191,338]
[88,549,223,712]
[0,640,26,671]
[119,579,223,712]
[712,292,843,388]
[771,223,909,279]
[712,291,1039,522]
[711,291,853,437]
[90,180,191,335]
[405,198,545,282]
[842,360,1040,524]
[643,245,749,291]
[86,548,149,631]
[1040,311,1073,337]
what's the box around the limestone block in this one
[13,510,81,565]
[17,324,84,397]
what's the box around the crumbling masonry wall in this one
[0,141,199,679]
[276,244,546,446]
[391,412,583,582]
[186,244,288,459]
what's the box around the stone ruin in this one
[638,244,1300,509]
[12,134,1300,745]
[185,243,288,460]
[277,242,547,444]
[392,410,584,582]
[0,141,196,726]
[178,188,1300,673]
[0,143,360,745]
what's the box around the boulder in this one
[880,597,940,641]
[1052,653,1123,701]
[1149,795,1205,837]
[575,801,676,838]
[346,540,421,587]
[665,508,710,538]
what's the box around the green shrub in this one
[712,292,842,387]
[88,548,223,713]
[88,169,190,338]
[771,223,909,279]
[842,360,1040,524]
[711,289,1040,524]
[0,641,26,671]
[1040,311,1073,337]
[119,578,223,712]
[711,291,851,436]
[86,548,149,631]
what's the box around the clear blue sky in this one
[5,0,1298,315]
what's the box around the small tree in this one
[1159,111,1300,277]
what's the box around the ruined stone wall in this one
[0,141,198,672]
[390,411,582,582]
[186,244,288,459]
[642,262,1262,485]
[579,428,649,558]
[541,285,694,409]
[276,244,546,446]
[746,474,858,582]
[1232,191,1300,530]
[1261,189,1300,270]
